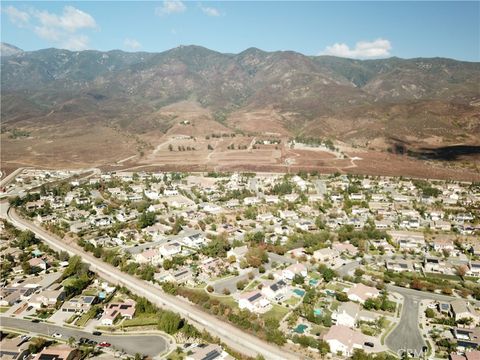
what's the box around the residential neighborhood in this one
[1,169,479,360]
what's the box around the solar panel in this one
[202,350,221,360]
[248,293,262,302]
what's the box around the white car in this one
[52,333,62,338]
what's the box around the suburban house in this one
[346,283,380,304]
[101,299,136,326]
[450,300,479,326]
[262,279,289,300]
[424,257,446,274]
[453,327,480,350]
[323,325,366,356]
[0,337,31,360]
[468,261,480,277]
[238,291,271,313]
[28,288,65,308]
[333,302,360,328]
[313,248,339,263]
[385,259,415,273]
[158,242,182,259]
[450,350,480,360]
[389,231,425,251]
[31,345,80,360]
[431,238,456,253]
[135,249,162,265]
[332,242,359,256]
[185,344,234,360]
[227,246,248,262]
[61,295,96,313]
[282,263,308,281]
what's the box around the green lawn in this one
[285,297,301,307]
[262,304,290,323]
[82,289,98,296]
[0,307,10,313]
[76,310,95,327]
[245,280,260,291]
[122,314,159,327]
[211,294,238,309]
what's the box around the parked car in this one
[364,342,374,348]
[52,333,62,339]
[98,342,111,347]
[92,331,102,336]
[31,319,40,323]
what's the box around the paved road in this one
[3,206,298,360]
[337,260,360,277]
[385,295,425,356]
[0,317,169,357]
[388,285,480,305]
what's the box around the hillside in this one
[1,43,479,173]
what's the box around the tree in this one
[17,230,37,249]
[245,247,268,268]
[320,267,336,282]
[335,292,349,302]
[157,311,182,334]
[293,274,305,285]
[425,308,435,319]
[137,211,156,228]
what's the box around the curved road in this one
[0,317,169,357]
[3,206,298,360]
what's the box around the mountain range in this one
[1,42,479,165]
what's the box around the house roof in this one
[347,283,380,302]
[451,299,470,314]
[323,325,365,350]
[466,351,480,360]
[337,301,360,318]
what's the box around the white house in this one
[323,325,366,357]
[282,263,307,281]
[238,291,271,313]
[346,283,380,304]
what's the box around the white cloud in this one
[124,38,142,50]
[3,6,30,27]
[322,38,392,59]
[155,0,186,16]
[200,5,220,17]
[61,35,90,51]
[32,6,97,32]
[34,26,61,42]
[5,5,97,51]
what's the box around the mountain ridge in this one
[1,42,479,159]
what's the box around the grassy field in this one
[262,304,290,323]
[122,314,158,327]
[0,307,10,313]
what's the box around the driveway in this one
[0,316,170,357]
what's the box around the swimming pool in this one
[314,308,322,316]
[293,289,305,296]
[293,324,308,334]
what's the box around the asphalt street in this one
[3,206,299,360]
[385,295,425,356]
[0,317,169,357]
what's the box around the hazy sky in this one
[2,1,479,61]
